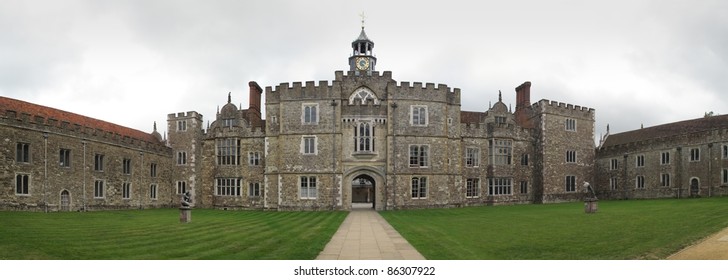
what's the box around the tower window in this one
[410,105,428,126]
[16,142,30,163]
[302,104,318,124]
[566,119,577,131]
[354,122,374,153]
[409,145,429,167]
[690,148,700,162]
[59,149,71,167]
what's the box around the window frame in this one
[661,151,670,165]
[661,173,671,187]
[302,136,317,155]
[690,148,700,162]
[466,178,480,198]
[94,154,104,171]
[177,151,187,165]
[122,182,131,199]
[59,148,71,167]
[94,180,105,198]
[565,118,577,132]
[411,177,428,199]
[489,139,512,165]
[177,120,187,131]
[302,103,319,125]
[636,175,645,189]
[249,182,261,197]
[354,121,375,153]
[15,173,30,195]
[565,176,576,192]
[488,177,512,196]
[408,145,429,168]
[176,181,187,194]
[150,184,158,200]
[410,105,428,127]
[566,150,577,163]
[248,151,261,166]
[465,147,480,168]
[217,138,241,166]
[635,155,645,168]
[122,158,132,175]
[215,178,241,197]
[16,142,30,163]
[520,180,528,194]
[300,176,317,199]
[610,158,619,170]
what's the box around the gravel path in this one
[667,227,728,259]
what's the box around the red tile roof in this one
[0,96,162,144]
[602,114,728,147]
[461,111,485,124]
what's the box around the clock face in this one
[356,57,369,70]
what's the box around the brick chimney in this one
[248,81,262,116]
[248,81,263,127]
[514,81,533,128]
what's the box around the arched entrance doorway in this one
[60,190,70,211]
[352,174,375,209]
[690,178,700,197]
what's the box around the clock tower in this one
[349,25,376,73]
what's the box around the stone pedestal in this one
[179,207,192,223]
[584,198,598,214]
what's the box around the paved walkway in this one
[668,226,728,259]
[316,204,426,260]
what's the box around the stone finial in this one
[227,92,231,103]
[498,90,502,102]
[153,121,157,131]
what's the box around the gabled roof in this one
[601,114,728,147]
[0,96,162,144]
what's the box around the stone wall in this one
[1,107,173,211]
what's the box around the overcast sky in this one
[2,0,726,143]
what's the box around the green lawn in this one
[380,197,728,259]
[0,209,347,260]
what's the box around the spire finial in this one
[359,12,366,29]
[227,92,231,103]
[498,90,502,102]
[153,121,157,131]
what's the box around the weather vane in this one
[359,12,366,29]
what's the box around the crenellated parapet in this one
[533,99,595,119]
[387,81,461,105]
[335,70,393,80]
[266,80,340,103]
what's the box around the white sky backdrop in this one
[1,0,726,142]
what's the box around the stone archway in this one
[344,166,386,211]
[352,174,375,209]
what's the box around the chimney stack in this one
[514,81,533,128]
[248,81,263,115]
[515,81,531,109]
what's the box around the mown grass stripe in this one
[0,209,346,260]
[381,197,728,259]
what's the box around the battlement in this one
[167,111,203,120]
[534,99,595,115]
[391,81,461,95]
[335,70,393,80]
[265,80,338,99]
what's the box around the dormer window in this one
[222,118,235,127]
[495,116,506,124]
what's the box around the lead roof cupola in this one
[349,18,376,73]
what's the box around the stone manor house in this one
[2,27,726,211]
